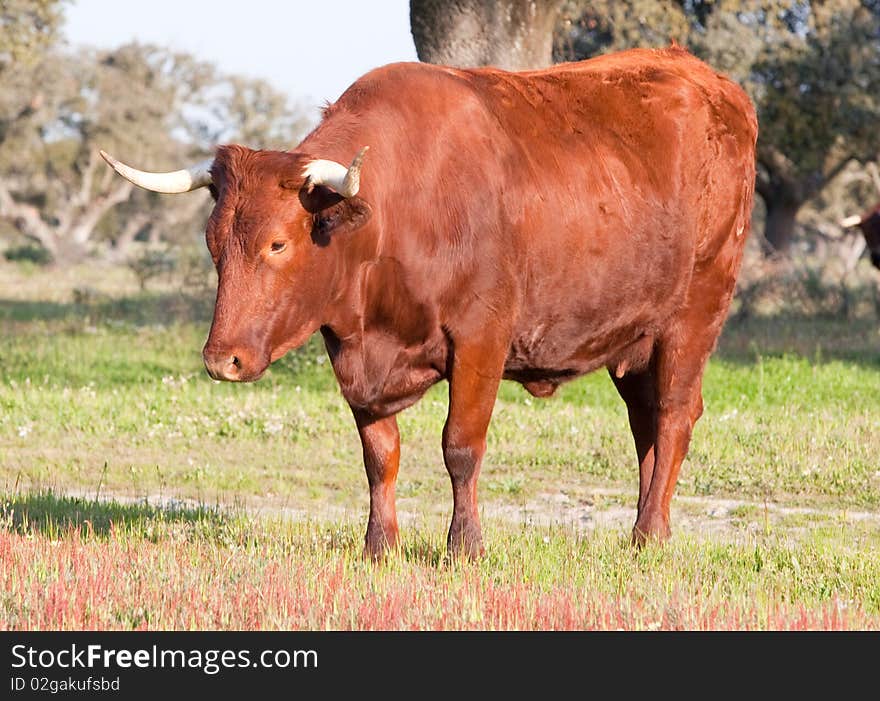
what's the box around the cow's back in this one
[302,47,756,382]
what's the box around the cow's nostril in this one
[202,348,247,381]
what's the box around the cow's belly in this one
[503,317,656,396]
[503,266,683,395]
[501,215,693,395]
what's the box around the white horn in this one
[99,150,213,193]
[302,146,369,198]
[840,214,863,228]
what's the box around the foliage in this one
[123,243,215,293]
[3,242,52,265]
[0,0,66,152]
[732,226,880,320]
[555,0,880,253]
[0,0,65,74]
[126,245,177,291]
[0,37,312,264]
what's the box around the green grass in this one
[2,260,880,629]
[3,313,878,515]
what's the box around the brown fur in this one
[198,47,758,559]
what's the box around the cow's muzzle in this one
[202,345,265,382]
[870,250,880,270]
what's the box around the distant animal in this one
[101,46,758,559]
[840,162,880,269]
[841,207,880,269]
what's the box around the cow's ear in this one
[281,181,372,244]
[309,197,372,246]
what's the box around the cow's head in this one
[841,208,880,270]
[100,145,372,381]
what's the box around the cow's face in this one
[201,146,371,381]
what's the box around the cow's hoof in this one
[446,527,485,562]
[363,531,399,562]
[631,516,671,548]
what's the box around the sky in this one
[63,0,420,117]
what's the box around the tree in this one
[554,0,880,254]
[0,0,66,147]
[410,0,564,70]
[0,0,65,73]
[0,44,206,261]
[746,2,880,252]
[0,42,311,263]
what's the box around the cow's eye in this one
[269,241,287,254]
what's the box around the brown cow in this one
[101,46,758,559]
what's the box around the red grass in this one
[1,528,876,631]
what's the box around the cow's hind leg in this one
[610,362,658,524]
[632,274,736,545]
[630,343,705,545]
[352,409,401,560]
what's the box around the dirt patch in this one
[482,488,880,545]
[53,485,880,548]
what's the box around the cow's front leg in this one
[443,340,505,560]
[352,408,401,560]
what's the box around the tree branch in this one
[0,178,57,254]
[67,179,133,245]
[0,92,43,147]
[73,149,99,209]
[108,211,151,261]
[813,153,858,198]
[869,162,880,197]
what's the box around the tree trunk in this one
[0,178,60,257]
[410,0,563,70]
[755,147,816,257]
[763,199,802,254]
[0,175,138,263]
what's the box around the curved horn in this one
[99,150,213,193]
[302,146,369,198]
[840,214,863,228]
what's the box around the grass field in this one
[2,259,880,629]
